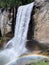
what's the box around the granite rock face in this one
[0,9,13,38]
[33,0,49,43]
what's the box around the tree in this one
[0,0,34,8]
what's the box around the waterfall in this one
[0,2,34,65]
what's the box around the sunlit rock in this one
[33,0,49,43]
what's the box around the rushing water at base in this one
[0,2,34,65]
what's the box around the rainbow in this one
[5,54,49,65]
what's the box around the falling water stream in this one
[0,2,34,65]
[0,2,49,65]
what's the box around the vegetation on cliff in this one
[0,0,34,8]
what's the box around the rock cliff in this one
[33,0,49,43]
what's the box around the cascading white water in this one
[0,2,34,65]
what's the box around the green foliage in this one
[27,0,34,3]
[0,37,6,43]
[0,0,34,8]
[36,61,49,65]
[26,61,49,65]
